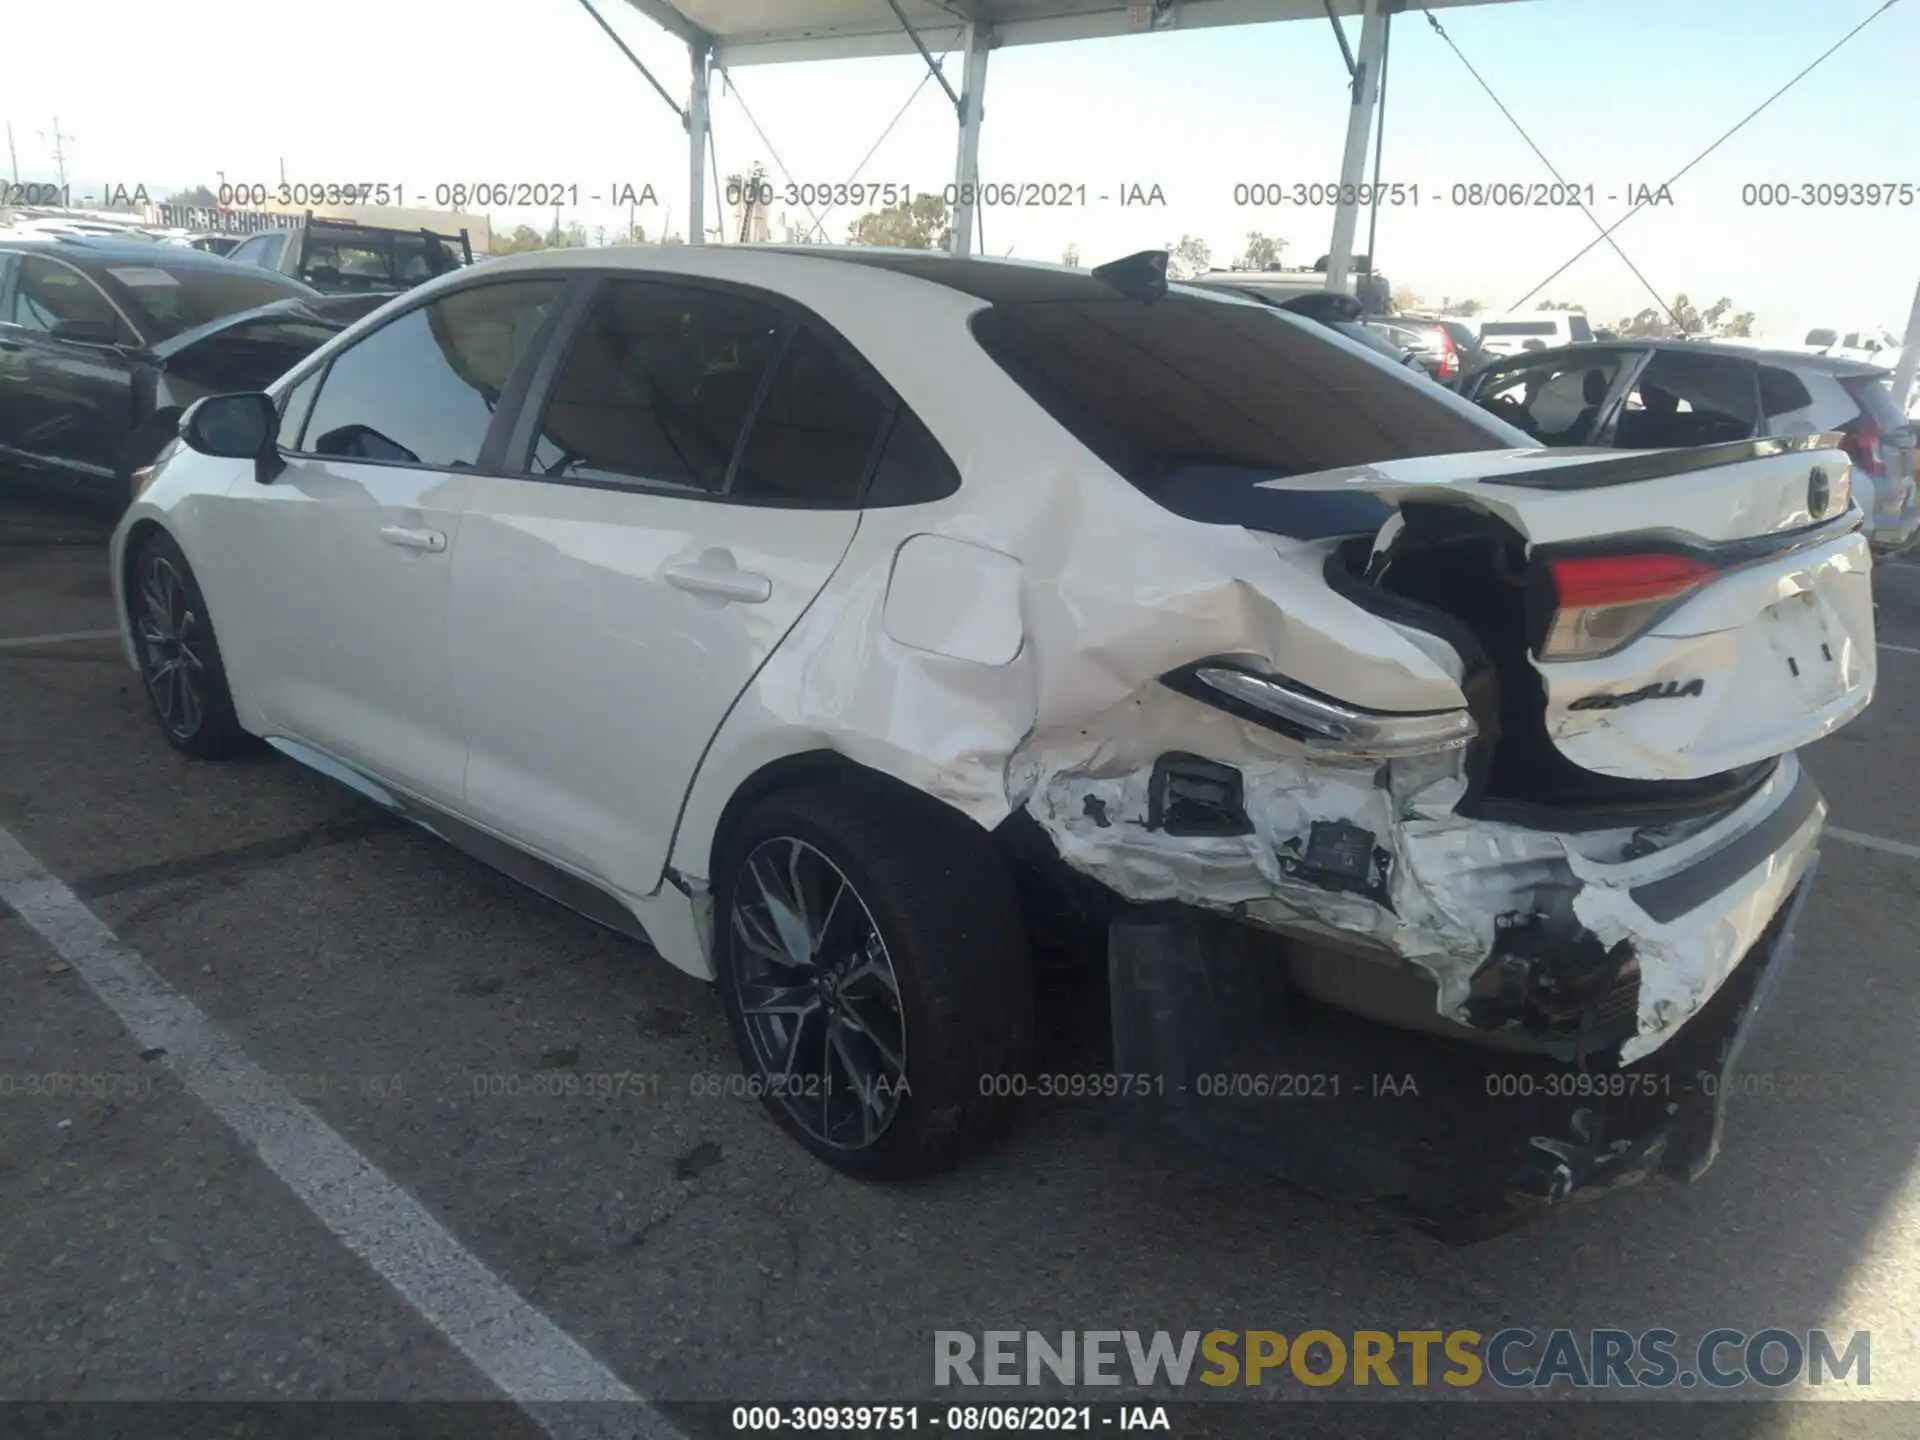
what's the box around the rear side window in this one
[1568,315,1594,342]
[968,295,1510,496]
[1612,351,1759,447]
[1805,328,1838,348]
[866,408,961,506]
[1471,353,1630,445]
[526,279,788,493]
[730,327,887,505]
[302,278,562,467]
[1758,366,1813,418]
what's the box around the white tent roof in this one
[620,0,1528,67]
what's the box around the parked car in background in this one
[1476,310,1595,357]
[1397,313,1491,373]
[1799,326,1901,366]
[0,236,388,506]
[1367,317,1464,384]
[225,214,472,296]
[1187,279,1425,372]
[112,244,1869,1233]
[1460,338,1919,551]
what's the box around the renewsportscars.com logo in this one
[934,1329,1870,1391]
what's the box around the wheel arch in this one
[676,735,1013,896]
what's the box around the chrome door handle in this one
[662,551,772,604]
[379,525,446,553]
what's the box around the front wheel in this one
[714,780,1034,1180]
[128,531,251,758]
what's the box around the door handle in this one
[379,525,447,553]
[662,550,772,604]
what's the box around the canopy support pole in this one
[1892,274,1920,416]
[686,38,711,245]
[1324,0,1387,296]
[949,21,991,256]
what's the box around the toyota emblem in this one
[1808,467,1831,519]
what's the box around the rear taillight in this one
[1843,418,1886,477]
[1541,552,1717,661]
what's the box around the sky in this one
[6,0,1917,341]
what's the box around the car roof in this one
[0,233,271,272]
[466,241,1203,306]
[1467,335,1888,377]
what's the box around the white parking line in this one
[0,628,121,650]
[1878,641,1920,658]
[1825,826,1920,864]
[0,826,679,1440]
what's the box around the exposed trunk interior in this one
[1329,504,1774,831]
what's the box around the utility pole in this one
[41,116,71,189]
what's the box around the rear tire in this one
[714,779,1034,1180]
[127,531,252,759]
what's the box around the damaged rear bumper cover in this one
[1019,691,1823,1065]
[1107,869,1813,1237]
[1016,701,1825,1231]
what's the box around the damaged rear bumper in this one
[1108,866,1815,1240]
[1019,674,1824,1065]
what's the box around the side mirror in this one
[180,392,277,459]
[50,318,120,345]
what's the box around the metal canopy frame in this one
[602,0,1528,272]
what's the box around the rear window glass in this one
[1568,315,1594,342]
[967,295,1515,498]
[1805,329,1838,348]
[1481,321,1559,338]
[105,262,310,341]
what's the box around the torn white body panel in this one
[1013,681,1815,1062]
[1565,759,1824,1063]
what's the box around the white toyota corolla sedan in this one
[111,243,1874,1225]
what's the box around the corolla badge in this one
[1567,678,1706,712]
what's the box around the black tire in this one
[127,530,252,759]
[714,779,1035,1180]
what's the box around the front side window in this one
[527,280,788,493]
[302,279,563,467]
[11,256,131,340]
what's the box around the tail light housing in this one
[1163,662,1478,759]
[1436,330,1460,376]
[1842,418,1886,478]
[1540,552,1717,661]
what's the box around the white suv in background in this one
[1476,311,1596,357]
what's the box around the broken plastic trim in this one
[1162,661,1478,760]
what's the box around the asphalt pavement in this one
[3,482,1918,1440]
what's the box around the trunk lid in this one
[1262,436,1876,782]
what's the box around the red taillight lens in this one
[1843,420,1886,477]
[1542,552,1717,660]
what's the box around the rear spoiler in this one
[1478,433,1843,491]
